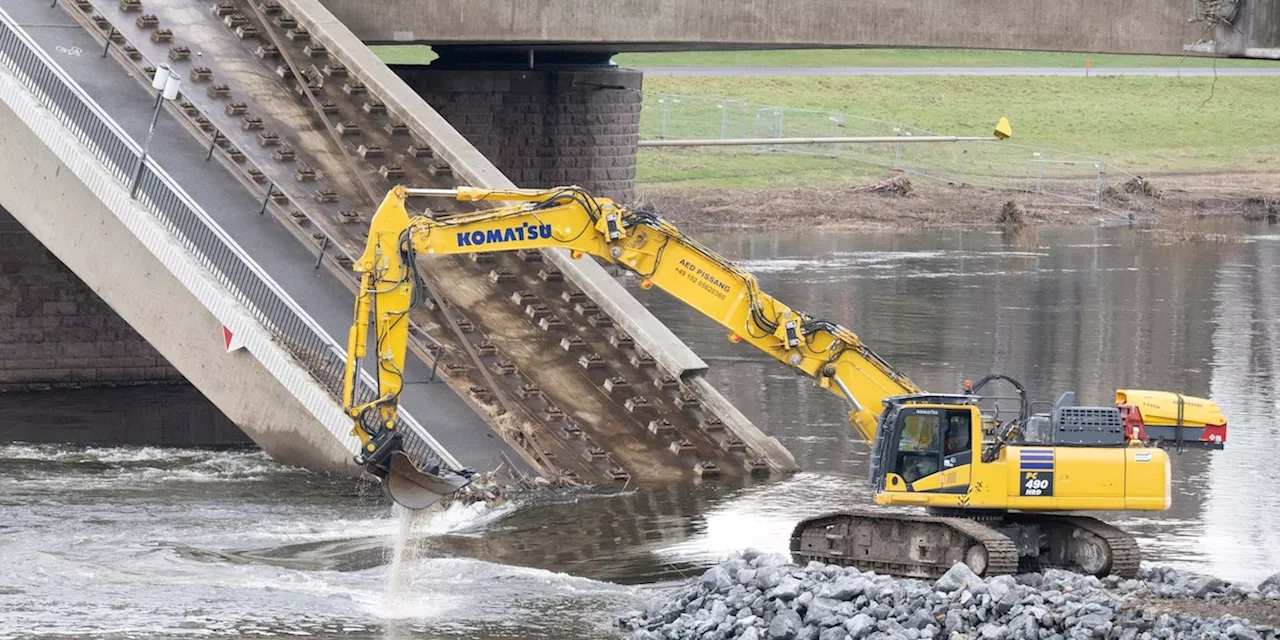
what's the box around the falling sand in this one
[378,497,520,621]
[383,506,429,616]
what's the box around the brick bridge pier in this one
[0,207,247,447]
[392,56,643,204]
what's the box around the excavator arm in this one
[346,185,920,449]
[339,188,473,509]
[341,184,1228,522]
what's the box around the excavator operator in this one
[898,412,940,482]
[944,413,971,456]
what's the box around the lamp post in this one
[129,64,181,199]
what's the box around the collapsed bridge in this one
[0,0,794,488]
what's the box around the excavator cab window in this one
[942,409,973,470]
[888,407,975,484]
[895,410,942,482]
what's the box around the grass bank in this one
[639,75,1280,189]
[367,46,1279,228]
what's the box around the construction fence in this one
[640,93,1144,213]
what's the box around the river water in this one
[3,224,1278,639]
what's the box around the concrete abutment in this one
[393,65,642,203]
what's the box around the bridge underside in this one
[321,0,1280,59]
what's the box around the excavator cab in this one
[869,394,981,497]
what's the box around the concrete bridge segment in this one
[0,0,794,480]
[0,5,522,475]
[0,71,352,472]
[320,0,1279,59]
[283,0,794,472]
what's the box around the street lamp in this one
[129,64,181,199]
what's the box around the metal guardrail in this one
[0,9,455,471]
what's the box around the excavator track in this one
[791,511,1142,580]
[1005,514,1141,579]
[789,509,1019,580]
[1069,516,1141,579]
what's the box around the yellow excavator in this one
[340,184,1228,578]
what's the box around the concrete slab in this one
[0,84,351,472]
[279,0,795,472]
[3,3,523,473]
[316,0,1234,57]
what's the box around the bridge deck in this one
[5,0,524,473]
[43,0,793,483]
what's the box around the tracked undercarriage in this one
[790,510,1140,580]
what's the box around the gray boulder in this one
[978,623,1004,639]
[769,609,803,640]
[986,575,1015,602]
[709,600,729,624]
[844,613,876,639]
[1258,571,1280,595]
[1189,576,1226,598]
[906,609,935,630]
[823,576,869,601]
[993,590,1020,617]
[804,597,841,627]
[818,627,849,640]
[700,566,735,593]
[772,576,804,601]
[1225,623,1262,640]
[758,566,787,591]
[935,563,982,592]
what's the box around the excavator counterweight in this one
[340,185,1228,576]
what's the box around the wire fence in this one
[641,93,1140,212]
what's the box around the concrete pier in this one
[0,208,182,390]
[393,66,643,203]
[0,208,244,447]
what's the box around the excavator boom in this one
[362,185,920,444]
[339,190,474,509]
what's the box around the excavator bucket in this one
[383,451,472,510]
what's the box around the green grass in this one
[615,48,1280,69]
[639,75,1280,189]
[369,45,436,65]
[639,149,891,188]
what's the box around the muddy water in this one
[3,225,1278,639]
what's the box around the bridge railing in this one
[643,92,1139,213]
[0,8,457,471]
